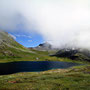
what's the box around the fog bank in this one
[0,0,90,48]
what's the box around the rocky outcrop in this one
[53,48,90,61]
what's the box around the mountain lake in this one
[0,61,81,75]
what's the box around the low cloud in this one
[15,34,32,38]
[28,40,32,42]
[0,0,90,49]
[9,34,16,40]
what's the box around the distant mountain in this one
[53,48,90,61]
[33,42,57,51]
[1,30,90,62]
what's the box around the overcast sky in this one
[0,0,90,48]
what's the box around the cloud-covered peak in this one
[0,0,90,48]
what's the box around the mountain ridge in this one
[53,48,90,61]
[0,30,34,58]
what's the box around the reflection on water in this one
[0,61,80,75]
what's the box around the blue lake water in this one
[0,61,80,75]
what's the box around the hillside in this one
[0,31,50,62]
[53,48,90,61]
[1,30,90,62]
[0,31,27,49]
[31,41,90,62]
[0,31,33,59]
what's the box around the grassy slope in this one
[0,31,39,62]
[0,31,26,49]
[0,31,54,63]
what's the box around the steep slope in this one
[0,31,26,49]
[0,31,32,58]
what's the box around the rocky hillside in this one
[53,48,90,61]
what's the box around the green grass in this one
[0,46,88,64]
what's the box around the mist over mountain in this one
[0,30,90,62]
[53,47,90,61]
[0,0,90,61]
[33,42,53,51]
[0,0,90,49]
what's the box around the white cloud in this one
[28,40,32,42]
[0,0,90,49]
[15,34,32,38]
[9,34,16,40]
